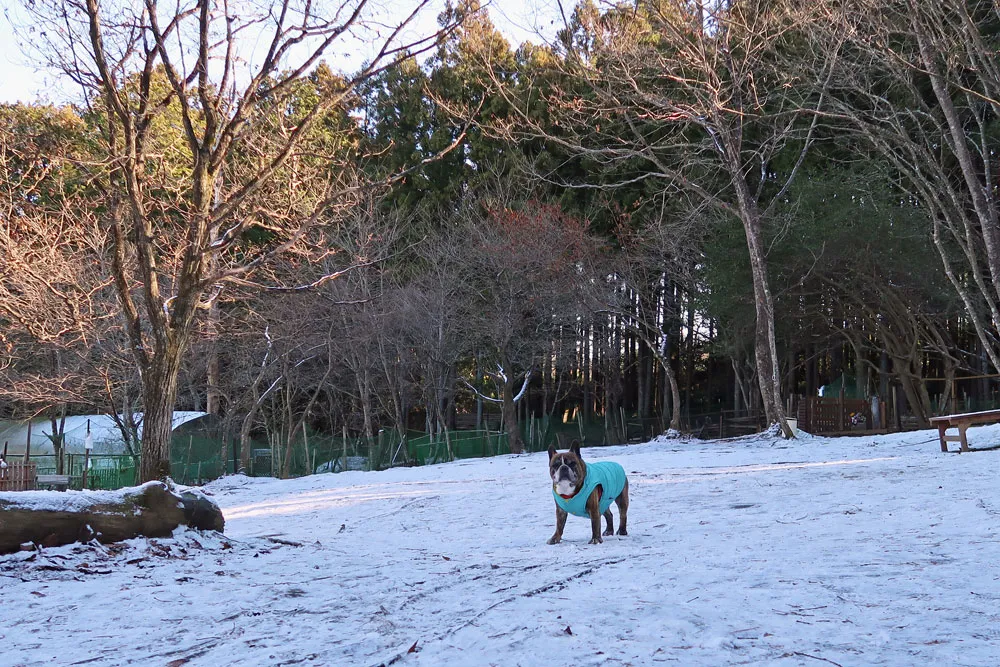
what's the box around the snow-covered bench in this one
[35,474,71,491]
[929,409,1000,453]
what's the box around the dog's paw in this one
[547,536,561,545]
[617,528,628,536]
[603,528,614,536]
[588,536,603,545]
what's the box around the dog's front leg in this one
[547,505,568,545]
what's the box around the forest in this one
[2,0,999,483]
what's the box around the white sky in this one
[0,0,567,105]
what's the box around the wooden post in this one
[24,420,31,464]
[342,424,349,473]
[184,435,194,481]
[893,386,901,431]
[82,420,92,490]
[302,423,311,474]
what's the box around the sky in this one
[0,0,567,105]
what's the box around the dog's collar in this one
[555,484,601,502]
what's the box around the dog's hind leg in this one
[602,509,614,536]
[616,478,629,536]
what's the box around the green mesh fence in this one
[245,429,512,477]
[29,453,138,491]
[171,434,228,486]
[407,430,511,465]
[17,413,663,491]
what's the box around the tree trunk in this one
[502,375,524,454]
[737,200,789,435]
[658,356,682,431]
[475,353,484,431]
[206,301,222,417]
[0,481,224,554]
[892,356,931,427]
[582,324,592,422]
[48,406,67,476]
[139,346,185,482]
[240,376,282,473]
[684,292,695,420]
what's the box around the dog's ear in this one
[569,440,582,459]
[547,444,557,461]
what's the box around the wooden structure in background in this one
[0,461,37,492]
[797,397,888,436]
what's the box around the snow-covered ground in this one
[3,427,1000,666]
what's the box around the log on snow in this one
[0,481,225,554]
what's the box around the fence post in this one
[82,422,93,489]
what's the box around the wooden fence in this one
[690,409,766,439]
[0,461,37,492]
[797,397,887,435]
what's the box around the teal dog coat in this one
[553,461,627,517]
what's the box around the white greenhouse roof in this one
[0,412,210,455]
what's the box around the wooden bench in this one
[35,474,71,491]
[929,409,1000,452]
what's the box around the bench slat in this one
[930,409,1000,424]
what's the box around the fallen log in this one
[0,481,225,554]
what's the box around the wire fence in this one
[4,412,672,492]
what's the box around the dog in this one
[547,440,628,545]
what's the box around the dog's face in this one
[548,441,585,496]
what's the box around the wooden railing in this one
[690,409,766,439]
[0,461,37,492]
[797,397,887,434]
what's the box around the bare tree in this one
[0,103,134,467]
[483,0,835,435]
[16,0,469,481]
[397,241,467,459]
[592,220,695,432]
[459,194,599,453]
[814,0,1000,377]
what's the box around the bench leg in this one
[938,424,949,452]
[960,425,970,452]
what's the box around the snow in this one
[3,426,1000,666]
[0,481,171,514]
